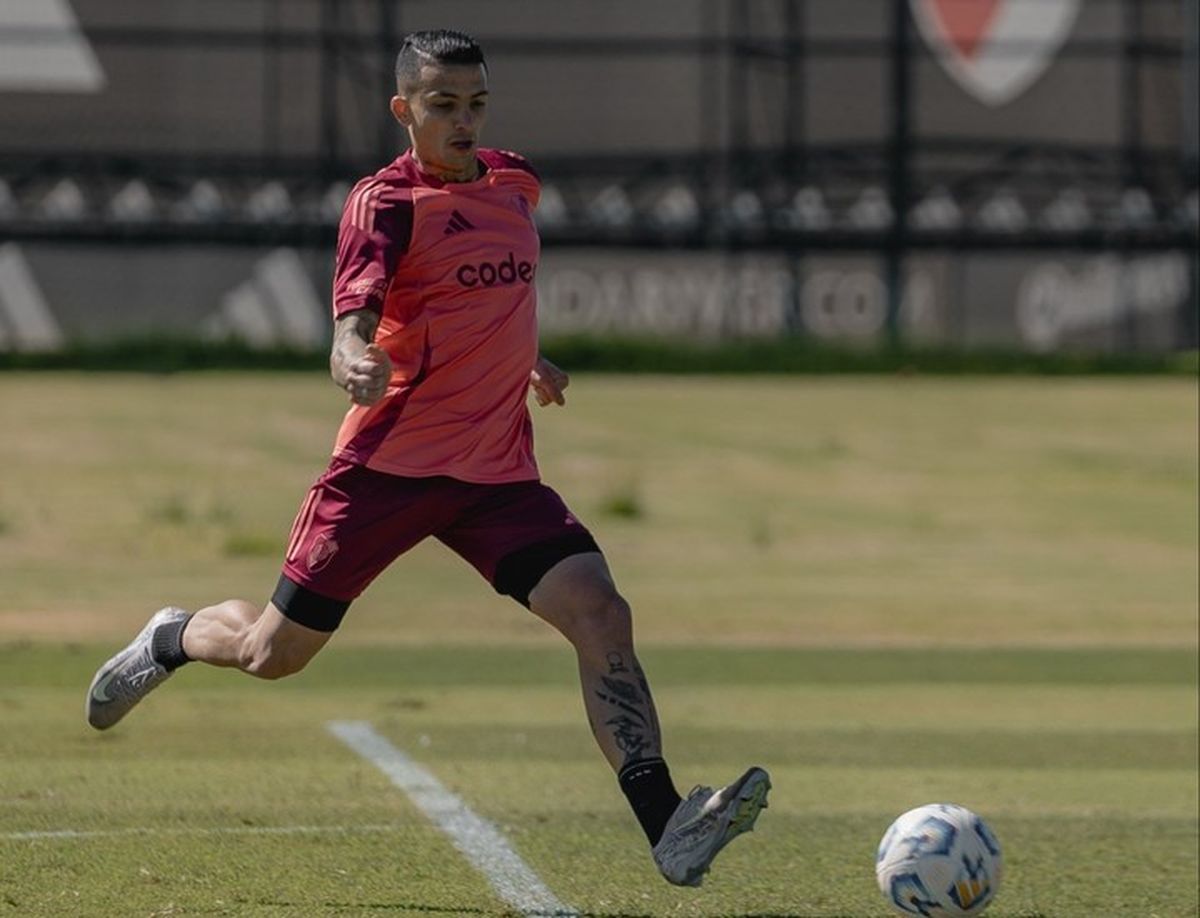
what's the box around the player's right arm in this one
[328,176,413,406]
[331,310,391,406]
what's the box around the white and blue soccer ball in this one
[875,803,1003,917]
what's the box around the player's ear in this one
[390,95,410,126]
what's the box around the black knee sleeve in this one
[493,533,602,607]
[271,574,350,632]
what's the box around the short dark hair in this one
[395,30,486,93]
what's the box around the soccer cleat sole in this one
[683,767,772,886]
[727,767,771,837]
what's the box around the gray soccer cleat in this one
[86,607,189,730]
[652,766,771,887]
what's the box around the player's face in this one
[391,63,489,181]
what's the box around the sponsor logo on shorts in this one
[456,251,537,288]
[307,534,339,573]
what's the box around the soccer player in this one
[85,29,769,887]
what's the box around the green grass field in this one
[0,374,1196,916]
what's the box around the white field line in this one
[327,719,577,918]
[2,823,402,842]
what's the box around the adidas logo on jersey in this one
[443,210,476,235]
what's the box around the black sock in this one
[150,614,193,672]
[618,757,682,846]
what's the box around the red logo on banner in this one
[910,0,1081,106]
[927,0,1003,59]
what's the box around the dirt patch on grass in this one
[0,608,138,642]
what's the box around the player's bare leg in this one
[528,552,662,771]
[182,600,331,679]
[86,600,330,730]
[529,552,770,886]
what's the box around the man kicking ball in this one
[86,29,769,888]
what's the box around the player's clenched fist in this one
[530,355,569,407]
[345,343,392,406]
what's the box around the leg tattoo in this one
[607,651,630,674]
[587,652,664,771]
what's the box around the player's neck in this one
[410,150,481,184]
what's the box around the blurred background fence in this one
[0,0,1196,356]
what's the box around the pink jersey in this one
[330,148,542,483]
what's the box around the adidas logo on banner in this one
[0,244,64,352]
[0,0,106,92]
[204,248,326,348]
[443,210,476,235]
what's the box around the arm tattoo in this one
[330,309,380,388]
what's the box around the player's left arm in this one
[531,354,568,407]
[502,152,559,406]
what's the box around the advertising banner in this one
[1,244,1191,355]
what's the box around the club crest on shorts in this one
[307,534,339,573]
[910,0,1081,106]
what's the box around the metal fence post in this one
[885,0,913,347]
[378,0,399,166]
[319,0,340,182]
[785,0,806,336]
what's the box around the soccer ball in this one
[875,803,1003,917]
